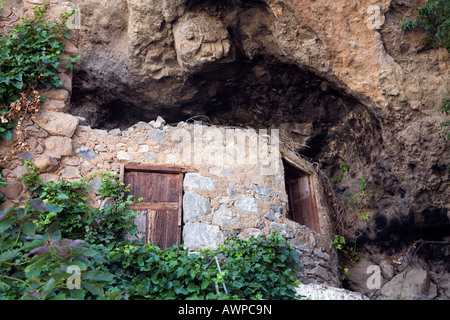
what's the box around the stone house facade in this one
[0,0,341,287]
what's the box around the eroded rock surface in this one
[173,13,236,73]
[1,0,448,299]
[59,0,450,300]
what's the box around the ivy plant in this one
[92,232,302,300]
[0,1,80,141]
[345,176,374,221]
[19,162,140,243]
[85,172,141,245]
[0,172,7,203]
[331,163,349,185]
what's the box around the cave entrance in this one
[283,158,320,233]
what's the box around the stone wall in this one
[0,115,342,286]
[0,0,342,288]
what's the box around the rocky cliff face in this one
[66,0,450,299]
[2,0,448,299]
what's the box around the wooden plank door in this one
[287,175,319,233]
[124,170,183,249]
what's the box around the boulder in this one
[40,100,66,112]
[61,166,81,179]
[34,154,59,173]
[379,267,438,300]
[0,180,23,200]
[34,110,79,137]
[38,89,70,102]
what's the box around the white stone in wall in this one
[183,190,211,222]
[149,116,166,129]
[239,228,265,240]
[234,195,258,213]
[209,166,234,177]
[117,151,134,162]
[147,129,166,142]
[183,172,216,191]
[253,184,276,198]
[75,146,97,159]
[182,223,224,250]
[137,145,150,153]
[109,129,121,136]
[270,222,294,238]
[212,204,237,227]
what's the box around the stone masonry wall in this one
[0,0,341,287]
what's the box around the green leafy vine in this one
[0,1,80,142]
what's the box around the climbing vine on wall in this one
[0,2,80,142]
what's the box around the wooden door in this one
[124,170,183,249]
[286,175,319,233]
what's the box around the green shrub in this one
[19,161,139,243]
[1,163,303,300]
[92,232,302,300]
[85,172,140,245]
[0,199,113,300]
[331,163,349,185]
[400,0,450,52]
[1,198,302,300]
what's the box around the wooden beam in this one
[123,164,197,174]
[178,173,183,228]
[308,176,320,233]
[129,201,179,211]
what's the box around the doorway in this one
[283,158,320,233]
[121,164,192,249]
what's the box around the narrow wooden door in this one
[286,175,319,233]
[124,170,183,249]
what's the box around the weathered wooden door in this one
[286,175,319,233]
[123,167,184,249]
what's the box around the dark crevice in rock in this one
[361,207,450,262]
